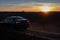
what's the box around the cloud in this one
[0,2,43,8]
[0,2,60,8]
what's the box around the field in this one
[0,11,60,40]
[0,12,60,33]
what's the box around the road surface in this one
[0,23,60,40]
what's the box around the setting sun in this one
[40,6,51,12]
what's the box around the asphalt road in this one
[0,23,60,40]
[13,29,60,40]
[1,29,60,40]
[1,31,49,40]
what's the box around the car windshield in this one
[4,16,25,22]
[6,16,24,19]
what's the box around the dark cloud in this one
[0,0,60,4]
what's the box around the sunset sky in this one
[0,0,60,12]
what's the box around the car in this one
[0,16,30,31]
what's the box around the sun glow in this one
[40,6,51,12]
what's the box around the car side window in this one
[4,18,13,23]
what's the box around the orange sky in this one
[0,6,60,12]
[0,3,60,12]
[0,7,39,12]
